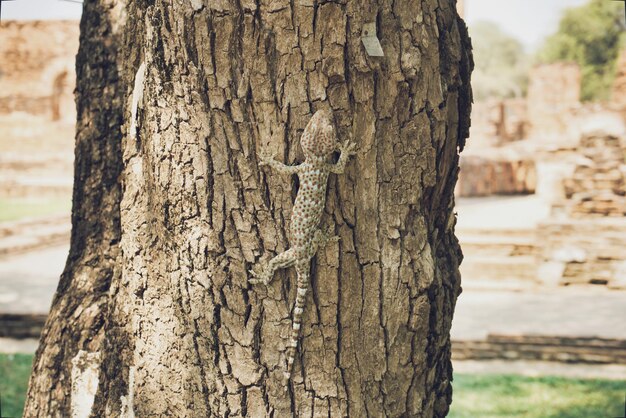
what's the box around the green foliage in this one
[537,0,626,101]
[470,21,529,101]
[0,354,33,417]
[450,373,626,418]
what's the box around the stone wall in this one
[459,97,531,197]
[563,131,626,217]
[537,219,626,288]
[537,119,626,289]
[469,99,527,145]
[457,156,536,197]
[470,63,582,147]
[453,334,626,364]
[0,96,52,115]
[459,53,626,289]
[460,64,582,198]
[0,20,79,122]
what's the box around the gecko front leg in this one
[327,140,357,174]
[258,148,301,175]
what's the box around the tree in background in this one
[537,0,626,101]
[470,21,528,101]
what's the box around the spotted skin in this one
[249,110,356,382]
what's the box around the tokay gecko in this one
[250,109,356,381]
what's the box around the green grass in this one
[450,374,626,418]
[0,354,33,417]
[0,198,70,222]
[0,355,624,418]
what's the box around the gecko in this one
[249,109,356,381]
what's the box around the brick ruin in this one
[0,20,79,122]
[537,114,626,288]
[461,55,626,199]
[457,157,535,197]
[458,63,585,199]
[563,129,625,218]
[459,57,626,289]
[469,98,527,145]
[0,21,78,204]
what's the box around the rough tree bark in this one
[25,0,472,416]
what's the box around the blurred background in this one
[0,0,625,416]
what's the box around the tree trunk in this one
[25,0,472,416]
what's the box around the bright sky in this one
[1,0,83,20]
[2,0,590,51]
[465,0,589,51]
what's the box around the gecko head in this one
[301,109,337,159]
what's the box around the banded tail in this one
[284,264,309,381]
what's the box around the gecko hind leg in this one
[308,227,340,258]
[249,248,297,286]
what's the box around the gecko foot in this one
[320,227,340,246]
[248,267,271,286]
[257,148,276,167]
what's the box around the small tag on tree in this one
[361,22,384,57]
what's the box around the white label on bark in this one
[71,350,101,418]
[361,22,384,57]
[130,62,146,140]
[190,0,203,11]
